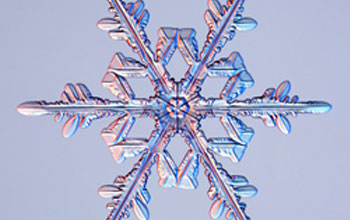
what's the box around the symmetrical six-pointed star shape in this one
[17,0,331,220]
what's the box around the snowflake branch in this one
[195,99,332,116]
[107,0,171,94]
[17,99,158,116]
[184,0,243,94]
[194,80,332,134]
[16,82,162,138]
[106,121,172,220]
[184,120,247,220]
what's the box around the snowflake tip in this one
[17,101,47,116]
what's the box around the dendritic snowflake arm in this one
[184,0,257,94]
[184,120,256,220]
[17,82,160,138]
[98,0,172,94]
[195,81,332,134]
[99,121,172,220]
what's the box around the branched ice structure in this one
[17,0,332,220]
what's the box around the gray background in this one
[1,0,348,219]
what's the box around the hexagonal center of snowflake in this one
[165,97,190,119]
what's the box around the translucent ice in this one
[18,0,331,220]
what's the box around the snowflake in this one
[17,0,331,220]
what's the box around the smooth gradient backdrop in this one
[1,0,348,219]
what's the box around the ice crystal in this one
[17,0,331,219]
